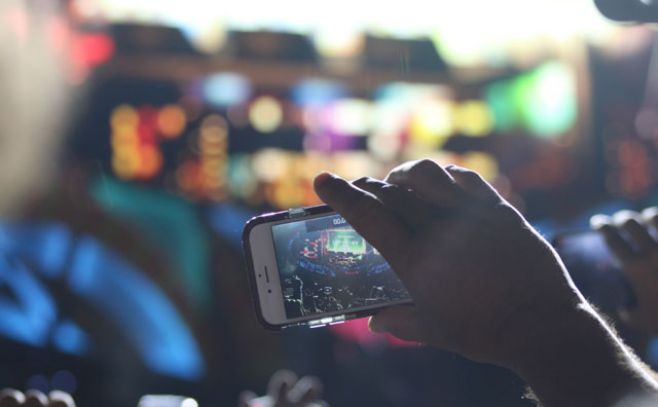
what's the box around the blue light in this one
[69,237,205,380]
[291,78,347,107]
[647,338,658,369]
[0,221,205,381]
[52,320,91,356]
[0,255,56,347]
[207,204,255,249]
[0,223,71,279]
[203,72,252,108]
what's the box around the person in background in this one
[592,209,658,336]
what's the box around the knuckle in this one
[621,217,642,229]
[352,176,372,187]
[410,159,439,173]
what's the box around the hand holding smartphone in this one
[243,205,411,330]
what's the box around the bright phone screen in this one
[271,213,410,319]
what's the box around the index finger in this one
[314,173,412,270]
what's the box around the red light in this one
[72,33,115,67]
[330,318,416,348]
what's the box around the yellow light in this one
[111,130,139,150]
[459,152,499,180]
[454,101,494,137]
[110,105,139,130]
[252,149,289,182]
[409,99,454,147]
[157,105,187,139]
[270,180,305,209]
[249,96,283,133]
[112,149,141,179]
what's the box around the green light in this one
[523,62,577,138]
[327,230,366,255]
[486,62,577,138]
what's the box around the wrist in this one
[509,301,656,406]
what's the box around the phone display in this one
[272,213,409,319]
[553,231,634,311]
[243,205,412,329]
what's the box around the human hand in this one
[313,160,584,368]
[0,389,75,407]
[591,208,658,335]
[238,370,327,407]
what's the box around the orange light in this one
[138,146,164,179]
[111,105,139,130]
[112,149,142,180]
[177,161,201,191]
[157,105,187,139]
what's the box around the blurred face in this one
[0,0,70,216]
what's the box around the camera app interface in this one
[272,214,410,319]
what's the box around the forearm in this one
[511,303,658,407]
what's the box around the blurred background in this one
[2,0,658,405]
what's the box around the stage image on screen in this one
[272,214,410,319]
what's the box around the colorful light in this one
[249,96,284,133]
[291,79,347,107]
[109,104,167,181]
[523,62,577,138]
[459,152,499,180]
[486,62,577,138]
[203,73,252,108]
[251,149,290,182]
[198,115,229,201]
[329,99,373,136]
[454,100,494,137]
[157,105,187,139]
[409,99,454,147]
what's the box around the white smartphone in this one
[243,205,412,330]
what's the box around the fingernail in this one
[314,172,334,188]
[445,164,466,172]
[368,317,384,333]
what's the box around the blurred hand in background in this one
[0,389,75,407]
[238,370,327,407]
[592,208,658,335]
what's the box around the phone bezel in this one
[242,205,413,330]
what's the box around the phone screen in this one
[554,231,633,311]
[271,213,410,319]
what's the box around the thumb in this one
[369,305,425,343]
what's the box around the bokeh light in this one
[409,99,454,147]
[249,96,284,133]
[329,99,372,136]
[203,73,252,108]
[454,100,494,137]
[157,105,187,139]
